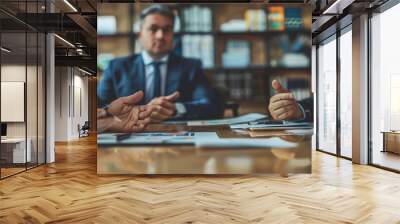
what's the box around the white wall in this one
[1,65,37,137]
[73,73,89,138]
[54,67,89,141]
[55,67,68,141]
[1,65,26,140]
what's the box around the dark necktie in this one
[152,61,162,98]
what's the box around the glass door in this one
[1,31,28,178]
[0,0,47,179]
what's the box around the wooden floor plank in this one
[0,135,399,223]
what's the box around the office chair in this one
[78,121,90,138]
[213,86,240,118]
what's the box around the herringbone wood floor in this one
[1,135,400,224]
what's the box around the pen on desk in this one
[248,118,268,125]
[248,120,284,125]
[116,133,131,141]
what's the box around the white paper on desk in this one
[249,124,313,131]
[98,132,218,145]
[187,113,267,126]
[195,137,297,149]
[285,129,314,135]
[230,122,313,130]
[230,123,251,129]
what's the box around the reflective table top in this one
[97,124,312,175]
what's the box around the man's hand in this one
[268,80,303,121]
[147,91,180,123]
[98,91,152,132]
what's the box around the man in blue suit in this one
[98,5,218,122]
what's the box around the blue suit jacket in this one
[299,97,313,122]
[97,52,218,120]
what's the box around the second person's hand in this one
[268,80,303,121]
[99,91,153,133]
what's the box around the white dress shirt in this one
[142,51,168,103]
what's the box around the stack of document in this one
[98,132,218,146]
[98,131,297,149]
[231,121,313,130]
[187,113,267,126]
[230,120,313,137]
[195,137,297,149]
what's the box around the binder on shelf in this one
[222,40,250,68]
[98,16,117,35]
[182,35,214,68]
[244,9,266,31]
[213,72,253,100]
[284,8,303,30]
[252,40,266,66]
[182,6,212,32]
[268,7,285,31]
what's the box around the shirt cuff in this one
[297,103,306,120]
[175,103,187,117]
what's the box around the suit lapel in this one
[165,53,181,95]
[133,55,146,104]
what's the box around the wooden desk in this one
[97,124,312,175]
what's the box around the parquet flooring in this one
[1,135,400,223]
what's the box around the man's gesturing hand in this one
[147,91,180,123]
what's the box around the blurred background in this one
[97,3,311,116]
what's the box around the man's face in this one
[139,13,174,59]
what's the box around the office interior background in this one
[0,0,97,179]
[0,0,399,222]
[98,3,311,116]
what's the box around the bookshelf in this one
[98,3,312,114]
[98,30,310,38]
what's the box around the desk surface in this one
[97,124,312,175]
[381,131,400,134]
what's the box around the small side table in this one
[381,131,400,154]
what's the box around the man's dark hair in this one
[140,5,175,26]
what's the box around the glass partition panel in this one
[1,31,28,177]
[38,32,45,165]
[371,3,400,171]
[339,28,352,158]
[0,0,47,179]
[27,30,38,169]
[317,36,337,154]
